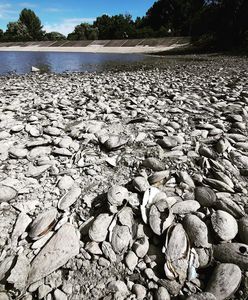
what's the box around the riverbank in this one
[0,55,248,300]
[0,44,184,54]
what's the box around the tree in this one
[0,29,3,41]
[94,14,136,39]
[45,31,66,41]
[67,23,99,40]
[4,21,31,41]
[19,8,44,40]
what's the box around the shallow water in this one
[0,51,156,75]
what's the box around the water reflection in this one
[0,51,151,75]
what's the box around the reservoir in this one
[0,51,156,75]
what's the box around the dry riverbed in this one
[0,55,248,300]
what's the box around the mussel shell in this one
[29,208,58,240]
[183,214,210,248]
[194,186,216,208]
[57,185,81,210]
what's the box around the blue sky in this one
[0,1,155,35]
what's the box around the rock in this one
[28,223,80,284]
[155,286,171,300]
[58,175,74,190]
[89,214,113,242]
[238,216,248,244]
[132,284,146,300]
[211,210,238,241]
[7,254,30,291]
[0,185,17,202]
[0,293,9,300]
[111,225,132,254]
[54,289,67,300]
[186,292,216,300]
[206,263,241,300]
[125,251,138,271]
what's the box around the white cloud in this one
[0,3,18,20]
[18,2,37,8]
[44,18,96,35]
[44,8,63,13]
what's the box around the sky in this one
[0,0,155,35]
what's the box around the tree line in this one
[0,1,248,49]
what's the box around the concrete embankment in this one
[0,37,190,53]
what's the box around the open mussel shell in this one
[211,210,238,241]
[148,170,170,186]
[149,199,174,236]
[215,196,244,218]
[206,263,242,300]
[213,243,248,270]
[194,186,216,207]
[0,185,18,202]
[29,208,58,240]
[164,224,190,282]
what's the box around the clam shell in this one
[149,199,174,235]
[29,208,58,240]
[0,256,15,281]
[206,263,241,300]
[0,292,9,300]
[58,185,81,210]
[107,185,128,208]
[213,243,248,269]
[0,185,18,202]
[28,223,79,284]
[118,207,133,231]
[26,164,51,178]
[194,186,216,207]
[211,210,238,241]
[111,225,132,254]
[140,187,161,224]
[238,216,248,244]
[183,214,210,248]
[89,213,113,242]
[132,176,150,193]
[171,200,200,215]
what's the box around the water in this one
[0,51,155,75]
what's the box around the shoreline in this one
[0,44,187,54]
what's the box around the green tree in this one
[94,14,136,39]
[0,29,3,41]
[67,23,98,40]
[4,21,31,41]
[19,8,44,40]
[45,31,66,41]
